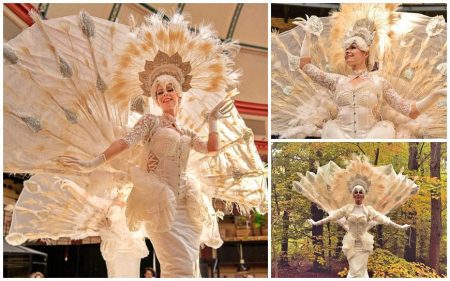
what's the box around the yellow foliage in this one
[337,249,445,278]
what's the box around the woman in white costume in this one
[4,11,266,278]
[307,185,409,278]
[271,4,447,139]
[59,73,232,277]
[298,20,445,139]
[293,156,418,278]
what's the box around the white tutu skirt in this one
[126,166,223,277]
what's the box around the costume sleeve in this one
[316,205,348,225]
[301,63,341,92]
[185,129,209,154]
[121,114,156,147]
[382,79,411,116]
[368,206,403,229]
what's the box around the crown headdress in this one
[347,174,371,193]
[139,51,192,96]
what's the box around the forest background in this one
[271,142,447,278]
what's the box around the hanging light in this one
[64,246,69,262]
[236,243,248,272]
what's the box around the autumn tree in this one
[428,143,442,273]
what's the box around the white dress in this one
[302,64,412,139]
[320,204,403,278]
[122,113,223,278]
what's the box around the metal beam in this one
[37,3,50,18]
[238,42,267,52]
[282,3,339,9]
[226,3,243,39]
[177,3,186,13]
[399,4,447,12]
[108,3,122,22]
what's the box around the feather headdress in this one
[108,12,240,111]
[329,3,401,71]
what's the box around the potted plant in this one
[235,215,251,238]
[252,211,264,236]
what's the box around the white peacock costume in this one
[4,11,266,278]
[272,4,446,139]
[293,156,418,277]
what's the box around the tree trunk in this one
[428,143,442,274]
[279,209,290,267]
[309,156,326,271]
[273,182,280,216]
[376,225,383,247]
[404,143,418,261]
[311,203,325,271]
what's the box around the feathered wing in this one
[181,89,267,214]
[293,155,418,217]
[271,22,337,138]
[378,12,446,138]
[272,3,446,138]
[6,174,111,245]
[4,11,138,178]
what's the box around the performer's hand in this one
[210,98,234,121]
[400,224,410,230]
[293,15,323,36]
[55,155,105,172]
[208,98,234,134]
[307,219,317,226]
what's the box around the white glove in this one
[56,154,106,172]
[400,224,411,230]
[208,99,234,133]
[293,15,323,36]
[306,219,317,226]
[416,87,446,113]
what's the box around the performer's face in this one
[155,82,180,112]
[345,43,368,67]
[352,186,365,205]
